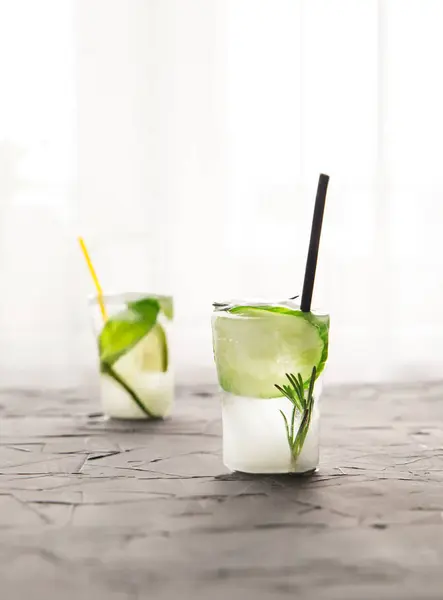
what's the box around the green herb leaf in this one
[276,366,317,466]
[157,296,173,320]
[286,373,305,410]
[290,405,296,441]
[99,298,160,365]
[293,408,310,456]
[307,365,316,403]
[279,410,291,448]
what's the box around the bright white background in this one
[0,0,442,386]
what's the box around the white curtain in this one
[1,0,442,386]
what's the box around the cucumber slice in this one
[114,324,168,378]
[212,306,328,398]
[109,324,171,418]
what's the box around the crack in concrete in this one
[11,493,52,525]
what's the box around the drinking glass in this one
[212,299,329,473]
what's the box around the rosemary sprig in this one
[275,366,317,463]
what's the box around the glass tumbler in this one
[90,292,173,420]
[212,300,329,474]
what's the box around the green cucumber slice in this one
[212,305,329,398]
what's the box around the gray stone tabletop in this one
[1,380,443,600]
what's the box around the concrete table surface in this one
[1,380,443,600]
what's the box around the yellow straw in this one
[78,236,108,323]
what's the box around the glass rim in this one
[88,291,172,306]
[212,297,328,315]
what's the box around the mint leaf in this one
[157,296,173,320]
[99,297,160,365]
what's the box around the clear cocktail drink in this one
[90,293,173,419]
[212,300,329,474]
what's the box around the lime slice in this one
[114,324,168,379]
[212,306,328,398]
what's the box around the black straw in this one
[300,174,330,313]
